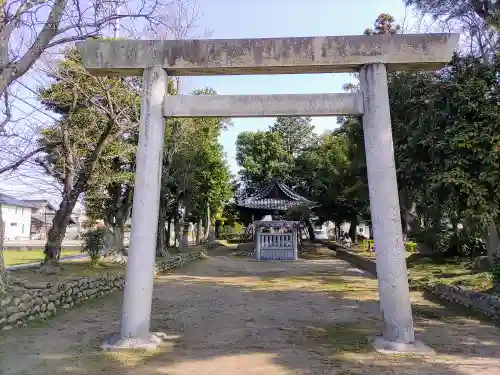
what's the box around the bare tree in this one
[405,0,499,62]
[0,0,203,282]
[0,0,195,175]
[0,0,205,173]
[0,1,175,110]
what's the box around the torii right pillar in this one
[360,63,431,353]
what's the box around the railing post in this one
[292,227,298,260]
[256,228,261,260]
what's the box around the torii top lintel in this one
[77,33,459,77]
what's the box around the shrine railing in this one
[256,232,298,261]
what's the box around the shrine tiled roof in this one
[236,181,316,211]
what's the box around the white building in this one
[340,222,370,238]
[0,193,32,240]
[313,221,371,240]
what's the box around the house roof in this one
[31,213,75,225]
[0,193,34,208]
[22,199,58,212]
[236,180,316,211]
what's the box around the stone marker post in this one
[102,66,167,350]
[360,64,429,353]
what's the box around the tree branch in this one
[70,120,115,196]
[34,155,65,182]
[0,143,60,174]
[0,90,11,133]
[1,0,68,95]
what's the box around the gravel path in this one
[1,248,500,375]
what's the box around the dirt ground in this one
[1,246,500,375]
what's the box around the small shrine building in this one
[236,180,315,260]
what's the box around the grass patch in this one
[408,259,493,293]
[3,249,81,267]
[246,270,379,302]
[301,246,336,260]
[344,243,493,294]
[215,240,238,249]
[306,322,376,354]
[8,259,124,283]
[411,301,465,324]
[355,247,413,260]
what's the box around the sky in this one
[0,0,421,203]
[183,0,418,174]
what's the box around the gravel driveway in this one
[1,248,500,375]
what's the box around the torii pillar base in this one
[370,336,435,355]
[101,332,166,352]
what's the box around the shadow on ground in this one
[1,244,499,375]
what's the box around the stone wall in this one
[0,250,204,331]
[323,242,500,321]
[154,251,204,274]
[423,283,500,320]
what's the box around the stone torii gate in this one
[77,33,458,353]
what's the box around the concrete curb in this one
[318,240,377,275]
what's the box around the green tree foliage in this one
[236,131,293,190]
[234,116,317,235]
[363,13,401,35]
[390,53,500,256]
[348,13,500,257]
[269,116,316,157]
[81,228,107,267]
[310,13,402,239]
[235,12,500,257]
[156,88,232,253]
[359,13,500,255]
[83,134,137,256]
[295,132,353,223]
[36,46,141,265]
[235,116,316,191]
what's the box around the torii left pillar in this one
[102,66,167,351]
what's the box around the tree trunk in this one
[349,218,359,244]
[196,218,202,244]
[400,202,419,240]
[156,206,168,257]
[401,210,409,241]
[486,222,500,265]
[182,222,190,248]
[114,211,126,256]
[166,216,172,247]
[451,219,460,257]
[204,203,211,239]
[44,196,79,267]
[335,223,341,241]
[174,215,181,248]
[306,220,315,241]
[215,220,221,239]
